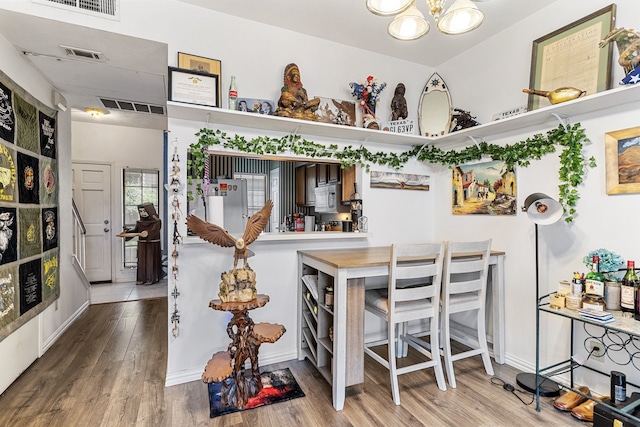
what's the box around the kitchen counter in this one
[184,231,372,245]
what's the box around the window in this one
[122,169,159,268]
[234,173,266,217]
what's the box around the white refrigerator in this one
[187,178,248,234]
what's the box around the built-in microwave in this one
[314,184,347,213]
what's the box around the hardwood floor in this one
[0,298,587,426]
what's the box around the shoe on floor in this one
[571,395,610,421]
[553,386,590,411]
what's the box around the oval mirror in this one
[418,72,452,137]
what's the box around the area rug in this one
[208,368,305,418]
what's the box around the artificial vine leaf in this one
[191,122,594,223]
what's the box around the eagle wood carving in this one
[186,200,273,269]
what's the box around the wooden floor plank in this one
[0,298,589,427]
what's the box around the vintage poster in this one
[19,258,41,316]
[42,249,59,301]
[17,152,39,204]
[0,264,17,330]
[0,141,17,202]
[39,111,56,159]
[0,80,15,144]
[42,207,58,252]
[40,159,57,205]
[19,208,41,260]
[452,160,517,215]
[14,94,38,153]
[0,207,17,266]
[370,171,430,190]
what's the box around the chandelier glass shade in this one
[369,0,485,40]
[366,0,413,16]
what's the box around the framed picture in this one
[314,97,356,126]
[168,67,219,108]
[605,126,640,194]
[237,98,276,115]
[370,171,429,190]
[452,160,516,215]
[177,52,222,102]
[527,4,616,111]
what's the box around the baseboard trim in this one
[41,300,90,355]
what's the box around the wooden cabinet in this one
[296,164,316,207]
[328,164,340,183]
[317,163,328,185]
[341,165,356,203]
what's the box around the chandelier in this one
[366,0,485,40]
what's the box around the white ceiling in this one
[0,1,556,130]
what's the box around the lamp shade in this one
[366,0,413,16]
[522,193,563,225]
[388,5,430,40]
[437,0,484,35]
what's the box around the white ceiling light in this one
[366,0,413,16]
[373,0,485,41]
[437,0,484,34]
[388,5,430,40]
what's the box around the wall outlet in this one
[589,342,605,363]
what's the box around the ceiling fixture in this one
[367,0,485,41]
[85,107,106,118]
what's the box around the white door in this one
[72,162,112,282]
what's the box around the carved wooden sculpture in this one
[599,27,640,75]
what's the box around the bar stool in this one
[441,239,494,388]
[364,242,447,405]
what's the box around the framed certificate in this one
[168,66,219,108]
[178,52,222,101]
[527,4,616,111]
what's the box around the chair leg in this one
[477,309,494,376]
[388,321,401,405]
[430,316,447,391]
[396,322,408,358]
[441,309,456,388]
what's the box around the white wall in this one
[437,0,640,396]
[0,33,85,394]
[71,122,165,282]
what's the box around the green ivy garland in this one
[193,122,594,223]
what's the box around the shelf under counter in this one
[184,231,371,245]
[539,305,640,336]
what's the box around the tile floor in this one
[90,278,168,304]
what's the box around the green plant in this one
[186,136,210,202]
[192,122,594,222]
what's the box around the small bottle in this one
[621,260,638,315]
[522,87,586,104]
[324,285,334,309]
[228,76,238,110]
[585,256,606,298]
[611,371,627,405]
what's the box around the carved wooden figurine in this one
[275,63,320,121]
[599,27,640,75]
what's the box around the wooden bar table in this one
[297,246,505,411]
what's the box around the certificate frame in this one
[605,126,640,195]
[527,4,616,111]
[178,52,222,102]
[168,66,219,108]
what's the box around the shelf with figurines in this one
[167,82,640,149]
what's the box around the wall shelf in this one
[168,83,640,149]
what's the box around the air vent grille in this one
[100,98,165,116]
[60,45,105,61]
[33,0,119,19]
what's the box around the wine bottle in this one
[585,255,606,297]
[522,87,586,104]
[621,260,638,315]
[228,75,238,110]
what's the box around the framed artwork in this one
[452,160,516,215]
[237,98,276,115]
[178,52,222,102]
[605,126,640,194]
[168,67,219,108]
[370,171,429,190]
[527,4,616,111]
[314,97,356,126]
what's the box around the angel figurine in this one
[186,200,273,302]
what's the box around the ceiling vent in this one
[100,98,165,116]
[32,0,120,20]
[60,45,106,62]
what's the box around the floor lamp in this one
[516,193,563,397]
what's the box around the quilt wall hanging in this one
[0,69,59,342]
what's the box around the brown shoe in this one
[571,395,610,421]
[553,386,590,411]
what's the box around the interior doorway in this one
[72,162,112,282]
